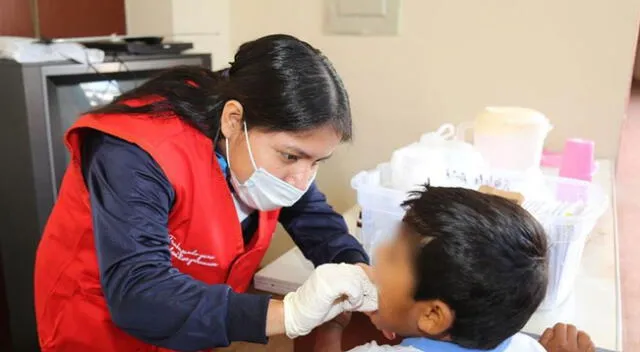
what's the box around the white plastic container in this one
[457,107,553,173]
[390,143,450,191]
[353,163,407,257]
[390,124,485,192]
[351,167,607,310]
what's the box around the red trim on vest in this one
[34,111,279,351]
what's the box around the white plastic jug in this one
[457,107,553,172]
[420,125,485,175]
[389,125,453,191]
[390,142,448,191]
[390,124,485,191]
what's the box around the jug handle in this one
[436,124,456,140]
[456,121,474,142]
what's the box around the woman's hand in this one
[539,323,595,352]
[283,263,377,338]
[322,311,353,331]
[314,312,352,352]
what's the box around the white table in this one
[254,160,621,351]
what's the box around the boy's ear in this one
[415,300,454,338]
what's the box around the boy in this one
[317,185,550,351]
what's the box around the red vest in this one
[34,112,280,352]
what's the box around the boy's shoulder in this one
[346,333,546,352]
[346,341,421,352]
[506,333,546,352]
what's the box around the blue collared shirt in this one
[400,337,512,352]
[394,333,545,352]
[81,130,368,350]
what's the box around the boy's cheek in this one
[364,311,397,340]
[376,294,417,331]
[374,313,403,336]
[374,301,397,329]
[370,310,392,333]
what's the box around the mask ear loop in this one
[225,137,233,170]
[214,127,229,169]
[222,122,259,172]
[215,124,232,171]
[242,121,259,170]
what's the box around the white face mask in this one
[225,122,314,210]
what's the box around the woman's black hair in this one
[92,34,352,141]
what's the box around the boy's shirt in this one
[347,333,546,352]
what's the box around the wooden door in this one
[37,0,126,38]
[0,0,35,36]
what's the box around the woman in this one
[34,34,370,351]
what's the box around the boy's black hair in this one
[401,185,548,350]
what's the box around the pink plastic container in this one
[559,139,595,182]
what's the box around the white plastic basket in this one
[351,165,607,310]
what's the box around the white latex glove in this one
[283,263,378,338]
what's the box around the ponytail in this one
[91,66,230,138]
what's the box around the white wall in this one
[634,34,640,81]
[126,0,640,263]
[230,0,640,261]
[231,0,640,211]
[170,0,231,68]
[125,0,173,36]
[125,0,231,68]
